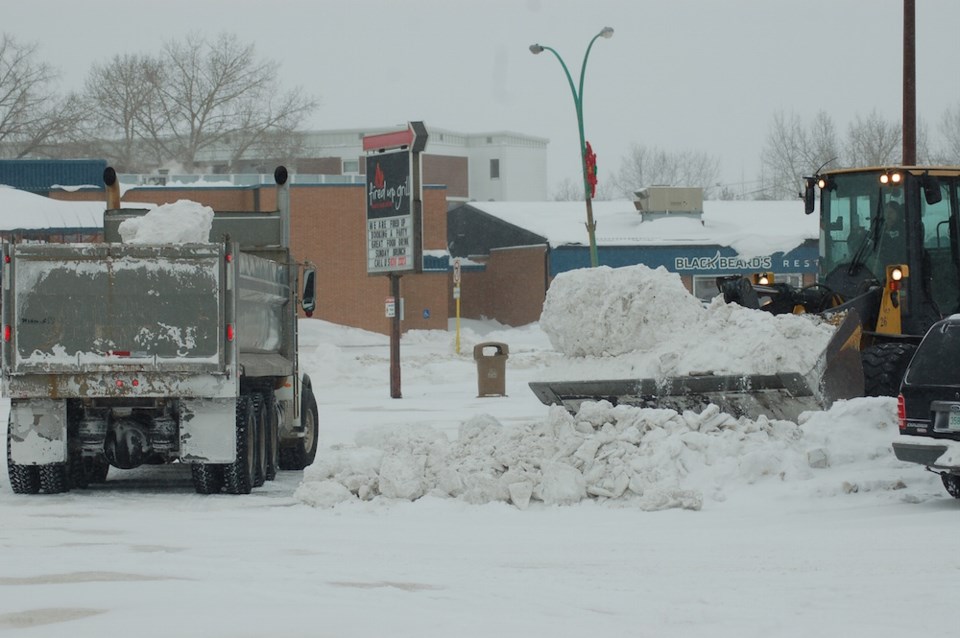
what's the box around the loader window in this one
[922,179,960,314]
[819,169,909,296]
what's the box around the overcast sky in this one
[9,0,960,197]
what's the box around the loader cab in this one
[815,167,960,334]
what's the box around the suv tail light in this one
[897,394,906,431]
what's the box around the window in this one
[490,159,500,180]
[342,159,359,174]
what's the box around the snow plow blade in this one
[530,309,864,422]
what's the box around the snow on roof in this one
[0,185,106,231]
[468,199,819,259]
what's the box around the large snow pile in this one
[118,199,214,244]
[295,264,886,512]
[537,264,835,379]
[295,397,903,510]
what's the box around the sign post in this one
[453,257,462,354]
[364,122,428,398]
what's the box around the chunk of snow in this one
[118,199,214,244]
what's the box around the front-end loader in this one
[723,166,960,397]
[530,166,960,419]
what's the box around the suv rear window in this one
[905,321,960,386]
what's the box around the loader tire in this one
[7,425,40,495]
[862,342,918,397]
[279,384,318,471]
[191,463,224,494]
[224,395,256,495]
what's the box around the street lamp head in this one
[599,27,614,39]
[529,44,544,54]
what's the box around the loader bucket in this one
[529,309,865,422]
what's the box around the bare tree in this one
[139,32,317,171]
[760,110,840,200]
[0,33,87,158]
[936,104,960,164]
[552,177,582,201]
[609,144,720,199]
[82,54,165,171]
[843,109,900,166]
[552,176,614,201]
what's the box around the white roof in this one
[0,185,106,231]
[469,199,819,259]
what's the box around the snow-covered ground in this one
[2,262,958,635]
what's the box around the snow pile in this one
[537,264,835,379]
[118,199,214,244]
[295,397,904,510]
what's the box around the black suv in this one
[892,316,960,499]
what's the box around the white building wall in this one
[196,127,548,201]
[465,132,547,201]
[297,128,548,201]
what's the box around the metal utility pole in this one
[903,0,916,165]
[530,27,614,268]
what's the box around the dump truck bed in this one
[1,241,294,399]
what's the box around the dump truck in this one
[4,166,319,495]
[531,165,960,419]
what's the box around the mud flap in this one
[9,399,67,464]
[179,398,237,463]
[529,308,866,421]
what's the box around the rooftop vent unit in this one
[634,186,703,222]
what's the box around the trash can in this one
[473,342,509,397]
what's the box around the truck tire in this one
[943,474,960,499]
[279,384,319,471]
[251,394,267,488]
[191,463,224,494]
[224,395,256,494]
[68,450,109,489]
[39,463,70,494]
[7,425,40,494]
[263,391,279,481]
[862,342,918,397]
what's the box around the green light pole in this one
[530,26,614,268]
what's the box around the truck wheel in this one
[263,391,279,481]
[224,395,256,494]
[87,460,110,484]
[68,449,109,489]
[251,394,267,488]
[862,342,918,397]
[39,463,70,494]
[191,463,224,494]
[279,385,319,471]
[942,474,960,499]
[7,426,40,494]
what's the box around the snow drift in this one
[296,264,896,512]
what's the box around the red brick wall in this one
[456,245,547,327]
[287,185,449,335]
[53,183,449,336]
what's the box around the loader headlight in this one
[880,171,903,185]
[891,267,903,282]
[757,274,770,286]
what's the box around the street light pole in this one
[531,26,613,268]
